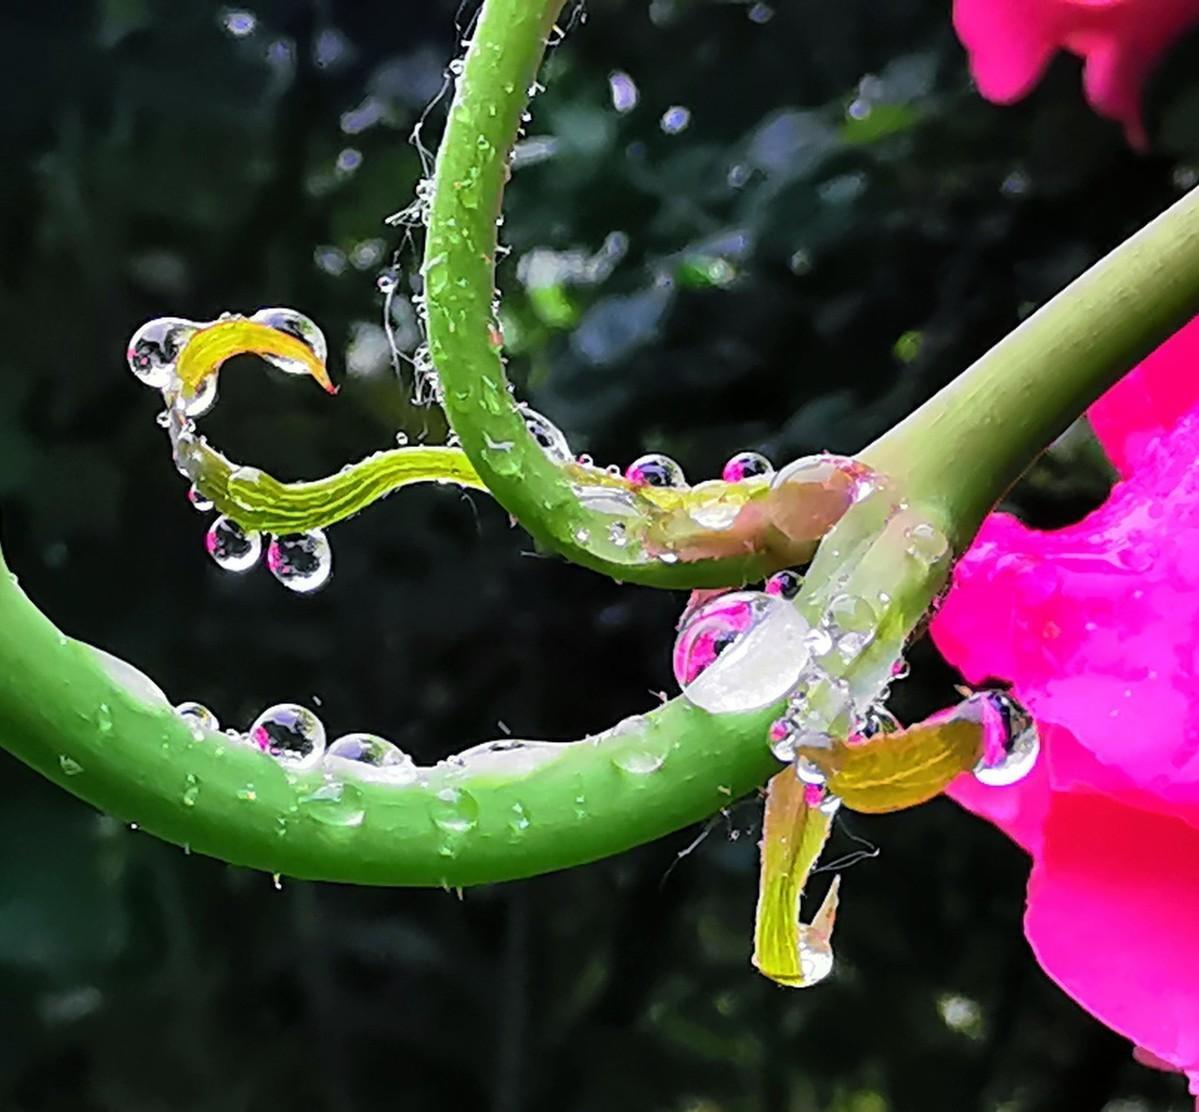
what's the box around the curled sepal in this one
[796,709,984,814]
[174,316,337,399]
[183,437,487,535]
[752,770,839,987]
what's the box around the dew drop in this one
[626,452,686,489]
[176,701,219,739]
[59,755,84,777]
[299,778,366,827]
[971,691,1040,787]
[856,705,900,739]
[765,569,803,600]
[521,407,572,463]
[249,307,328,374]
[430,786,480,835]
[126,317,200,389]
[508,801,531,835]
[266,530,332,594]
[612,748,665,775]
[182,773,200,807]
[675,591,812,714]
[722,451,774,483]
[96,703,113,734]
[905,520,951,565]
[205,516,262,572]
[249,703,326,770]
[798,934,834,985]
[187,484,214,512]
[325,733,417,784]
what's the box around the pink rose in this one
[953,0,1199,147]
[932,314,1199,1100]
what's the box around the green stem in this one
[421,0,821,589]
[0,10,1197,887]
[862,184,1199,546]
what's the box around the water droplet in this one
[798,934,834,984]
[430,786,480,835]
[722,451,774,483]
[126,317,200,388]
[521,407,572,463]
[508,801,531,835]
[675,592,812,714]
[687,480,743,530]
[660,105,691,134]
[183,375,219,418]
[266,530,332,594]
[299,778,366,827]
[626,453,686,489]
[612,747,665,775]
[249,307,328,374]
[326,733,417,783]
[89,647,169,707]
[176,701,219,740]
[828,593,877,633]
[188,484,214,512]
[971,691,1040,786]
[59,755,83,776]
[377,268,399,294]
[249,703,326,770]
[96,703,113,734]
[608,521,628,547]
[804,626,834,657]
[795,753,829,786]
[182,773,200,806]
[856,706,900,739]
[765,569,803,599]
[205,517,262,572]
[905,521,950,565]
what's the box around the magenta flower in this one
[953,0,1199,148]
[932,314,1199,1098]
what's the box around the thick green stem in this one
[862,185,1199,546]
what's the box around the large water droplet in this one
[206,517,262,572]
[127,317,200,388]
[326,733,417,784]
[971,691,1040,787]
[626,452,686,489]
[722,450,774,483]
[176,701,219,740]
[249,307,328,374]
[431,786,480,836]
[798,934,834,985]
[687,480,742,530]
[266,530,332,594]
[905,520,950,565]
[675,591,812,714]
[249,703,326,770]
[89,647,169,707]
[299,778,366,827]
[521,407,572,463]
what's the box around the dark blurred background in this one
[1,1,1197,1109]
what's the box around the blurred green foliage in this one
[0,0,1196,1108]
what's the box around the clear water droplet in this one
[249,703,326,770]
[798,934,834,985]
[249,307,328,374]
[675,592,812,714]
[188,484,214,512]
[59,755,83,776]
[612,749,665,775]
[96,703,113,734]
[722,451,774,483]
[326,733,417,783]
[765,569,803,599]
[206,517,262,572]
[431,786,480,836]
[508,801,531,835]
[176,701,219,740]
[183,374,218,418]
[972,691,1040,786]
[299,778,366,827]
[126,317,200,388]
[905,521,950,565]
[626,452,686,489]
[266,530,332,594]
[182,772,200,806]
[521,407,572,463]
[856,705,900,739]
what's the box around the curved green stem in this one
[0,4,1197,888]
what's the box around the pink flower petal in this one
[1027,793,1199,1081]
